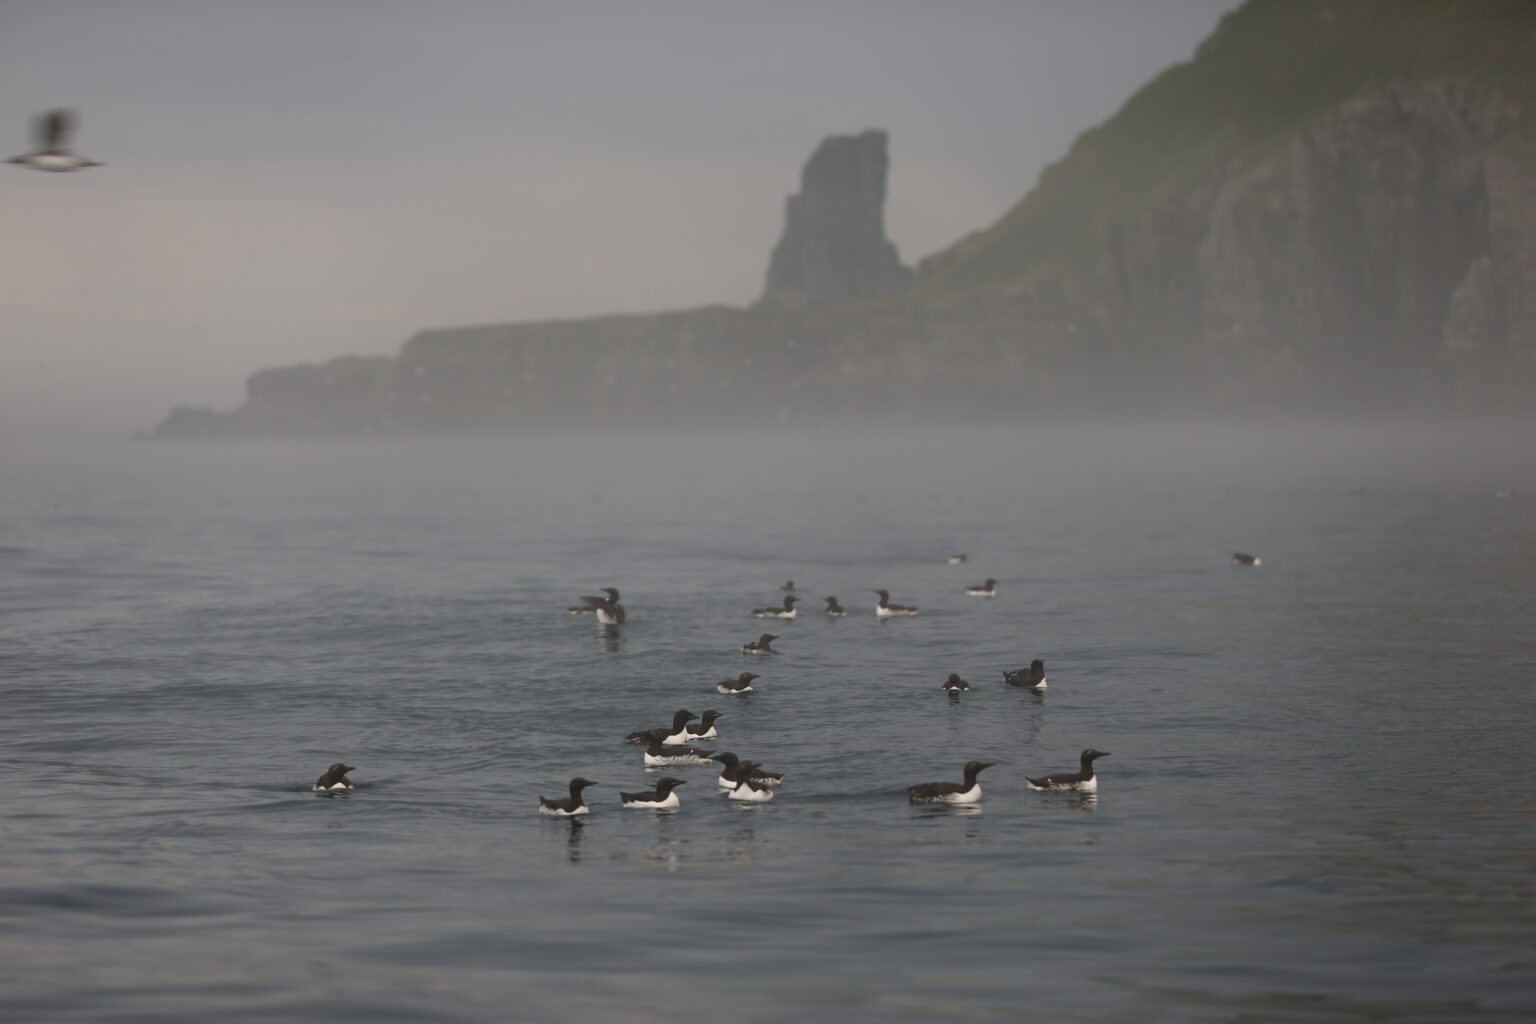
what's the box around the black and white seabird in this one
[1231,552,1262,567]
[1004,659,1048,690]
[683,709,723,740]
[313,762,356,792]
[8,110,103,173]
[779,580,796,592]
[824,596,845,616]
[741,633,779,655]
[874,589,919,618]
[717,671,759,695]
[624,708,697,746]
[715,752,783,789]
[754,595,800,619]
[726,761,775,802]
[643,737,716,767]
[964,578,998,598]
[539,777,599,816]
[942,673,971,692]
[907,760,993,804]
[578,586,626,624]
[1027,749,1109,792]
[947,553,968,565]
[620,776,686,810]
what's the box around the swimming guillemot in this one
[942,673,971,692]
[717,671,759,695]
[714,752,783,789]
[1231,552,1261,567]
[964,578,997,597]
[741,633,779,655]
[1004,659,1047,690]
[313,762,356,792]
[726,762,775,802]
[779,580,796,592]
[620,776,686,810]
[624,708,697,745]
[643,737,716,766]
[824,596,845,616]
[908,760,993,804]
[8,110,104,173]
[754,595,800,619]
[682,709,723,740]
[947,553,968,565]
[1027,749,1108,792]
[874,589,919,617]
[577,586,626,624]
[539,777,599,816]
[714,752,784,789]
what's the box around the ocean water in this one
[1,423,1533,1023]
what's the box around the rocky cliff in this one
[156,0,1536,437]
[759,130,912,308]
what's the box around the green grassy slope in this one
[917,0,1536,296]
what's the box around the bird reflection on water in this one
[595,623,624,653]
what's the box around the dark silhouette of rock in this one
[759,130,912,308]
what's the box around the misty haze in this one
[2,2,1534,1023]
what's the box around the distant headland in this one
[156,0,1536,437]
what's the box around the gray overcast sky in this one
[0,1,1234,435]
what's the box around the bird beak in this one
[1096,753,1111,758]
[675,780,687,786]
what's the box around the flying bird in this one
[8,109,104,172]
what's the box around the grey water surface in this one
[2,424,1533,1023]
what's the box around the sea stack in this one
[758,130,913,308]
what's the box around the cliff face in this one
[155,1,1536,438]
[1041,81,1535,402]
[759,130,912,308]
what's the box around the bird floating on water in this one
[682,709,723,740]
[823,596,845,616]
[754,595,800,619]
[643,736,715,767]
[624,709,697,746]
[578,586,626,624]
[942,673,971,692]
[620,776,686,810]
[717,671,759,695]
[1004,659,1048,690]
[8,109,103,172]
[779,580,796,592]
[741,633,779,655]
[1231,552,1261,567]
[313,762,356,792]
[726,762,776,802]
[908,760,993,804]
[947,553,968,565]
[1027,749,1108,792]
[715,752,783,789]
[874,589,918,618]
[539,777,599,816]
[965,578,997,597]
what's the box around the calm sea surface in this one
[2,424,1533,1023]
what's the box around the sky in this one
[0,1,1235,435]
